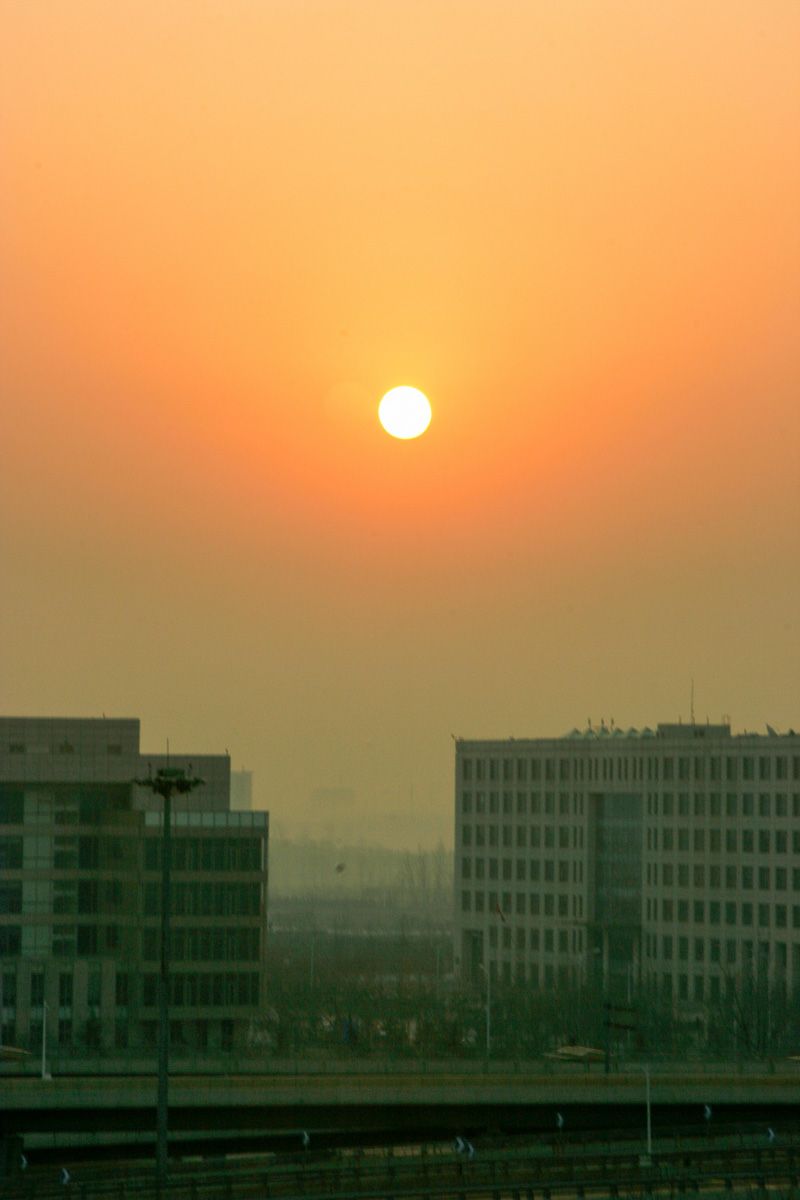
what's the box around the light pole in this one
[641,1064,653,1164]
[41,1000,50,1081]
[134,766,204,1184]
[479,963,491,1060]
[309,930,316,994]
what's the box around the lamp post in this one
[479,963,491,1061]
[640,1064,653,1164]
[41,1000,50,1081]
[134,766,204,1184]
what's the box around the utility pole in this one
[479,962,491,1061]
[641,1064,652,1164]
[41,1000,50,1081]
[134,766,204,1185]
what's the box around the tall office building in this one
[230,769,254,811]
[0,718,268,1054]
[454,722,800,1008]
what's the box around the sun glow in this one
[378,387,432,440]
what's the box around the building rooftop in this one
[561,721,797,740]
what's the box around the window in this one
[30,973,44,1006]
[116,973,129,1006]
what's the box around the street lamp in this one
[478,962,491,1060]
[640,1064,653,1164]
[134,766,204,1183]
[41,1000,51,1081]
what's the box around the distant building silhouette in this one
[230,768,253,811]
[454,721,800,1010]
[0,717,268,1055]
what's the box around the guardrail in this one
[3,1133,799,1200]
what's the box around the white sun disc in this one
[378,387,432,439]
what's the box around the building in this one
[454,721,800,1009]
[0,717,269,1055]
[230,769,254,811]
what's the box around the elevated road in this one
[3,1069,800,1138]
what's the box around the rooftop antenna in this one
[690,680,695,725]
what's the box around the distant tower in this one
[230,769,253,811]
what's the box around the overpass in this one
[3,1067,800,1148]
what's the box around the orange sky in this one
[2,1,799,846]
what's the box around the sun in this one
[378,386,432,440]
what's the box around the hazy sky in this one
[2,1,798,848]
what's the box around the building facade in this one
[0,717,268,1055]
[454,722,800,1009]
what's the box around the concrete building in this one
[0,717,268,1055]
[230,769,254,811]
[454,721,800,1009]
